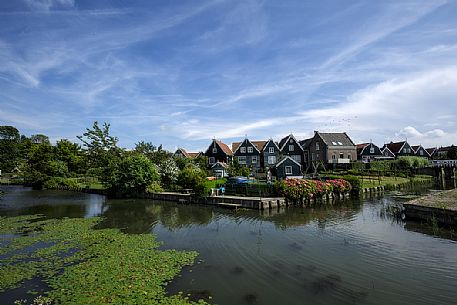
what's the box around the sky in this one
[1,0,457,152]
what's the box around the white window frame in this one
[269,147,274,154]
[370,147,374,154]
[316,142,319,150]
[289,144,294,151]
[252,156,257,164]
[238,156,246,164]
[285,166,293,175]
[268,155,276,164]
[240,147,246,153]
[209,157,215,164]
[292,155,301,163]
[339,152,344,159]
[247,147,253,153]
[212,147,217,153]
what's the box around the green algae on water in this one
[0,215,205,304]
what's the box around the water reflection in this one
[1,185,457,305]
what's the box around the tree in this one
[55,139,86,174]
[177,164,210,196]
[77,122,122,176]
[0,126,20,172]
[105,154,160,196]
[448,145,457,160]
[158,159,180,189]
[22,142,61,189]
[227,158,251,177]
[30,134,50,145]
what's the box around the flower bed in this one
[276,178,352,204]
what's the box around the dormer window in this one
[269,147,274,154]
[240,147,246,153]
[212,147,217,153]
[247,147,253,153]
[316,142,319,150]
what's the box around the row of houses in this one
[174,131,452,179]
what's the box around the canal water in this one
[1,185,456,305]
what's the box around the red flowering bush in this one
[326,179,352,193]
[276,178,352,202]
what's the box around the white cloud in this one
[24,0,75,11]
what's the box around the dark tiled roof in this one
[383,141,406,154]
[299,138,312,149]
[317,132,355,147]
[426,148,436,155]
[411,145,420,153]
[278,135,291,149]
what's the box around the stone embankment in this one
[403,188,457,226]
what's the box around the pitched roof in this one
[262,139,280,151]
[175,148,201,158]
[275,156,302,168]
[426,148,437,156]
[411,145,420,153]
[316,131,355,147]
[215,139,232,155]
[381,146,395,157]
[187,152,201,158]
[279,134,303,151]
[231,139,267,153]
[299,138,312,149]
[356,143,369,155]
[383,141,407,154]
[211,161,228,169]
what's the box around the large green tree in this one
[55,139,86,174]
[0,126,20,172]
[105,154,160,196]
[77,122,122,177]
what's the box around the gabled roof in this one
[262,139,280,151]
[231,139,266,154]
[211,161,228,169]
[381,146,395,157]
[275,156,302,168]
[356,143,369,155]
[383,141,407,154]
[426,147,437,156]
[175,148,201,158]
[279,134,304,151]
[205,139,232,155]
[299,138,312,149]
[175,148,190,157]
[315,131,355,147]
[411,145,420,153]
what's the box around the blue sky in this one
[1,0,457,151]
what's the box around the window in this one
[209,157,215,164]
[238,156,246,164]
[332,154,336,160]
[420,150,424,155]
[348,154,351,160]
[289,144,294,151]
[247,147,253,153]
[312,153,315,161]
[268,156,276,164]
[212,147,217,153]
[289,139,293,143]
[285,166,293,175]
[339,152,344,159]
[240,147,246,153]
[252,156,257,164]
[292,155,301,162]
[337,142,343,145]
[316,142,319,150]
[269,147,274,154]
[370,147,374,154]
[407,148,411,153]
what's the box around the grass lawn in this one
[359,175,432,188]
